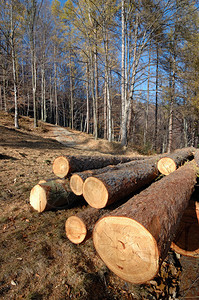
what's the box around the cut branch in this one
[93,161,198,284]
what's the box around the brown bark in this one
[83,158,159,208]
[70,158,154,196]
[30,179,80,212]
[171,197,199,257]
[65,207,108,244]
[194,149,199,167]
[52,154,146,178]
[93,161,198,284]
[157,147,195,175]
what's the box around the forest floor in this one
[0,111,199,300]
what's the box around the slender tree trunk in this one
[3,68,7,112]
[154,44,159,151]
[104,81,107,139]
[69,47,73,129]
[144,47,151,146]
[168,58,175,153]
[54,46,58,125]
[10,2,19,129]
[86,61,90,134]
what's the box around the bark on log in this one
[171,196,199,257]
[70,159,157,196]
[82,158,159,208]
[30,179,80,212]
[52,154,145,178]
[157,147,194,175]
[93,161,198,284]
[65,207,108,244]
[194,149,199,167]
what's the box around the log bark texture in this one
[52,154,146,178]
[70,158,157,196]
[194,149,199,167]
[65,207,108,244]
[171,193,199,257]
[157,147,194,175]
[30,179,79,212]
[83,158,160,208]
[93,161,198,284]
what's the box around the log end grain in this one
[157,157,177,175]
[30,184,47,212]
[70,174,84,195]
[65,216,87,244]
[93,216,159,284]
[83,177,108,208]
[52,156,69,178]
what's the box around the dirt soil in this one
[0,111,199,300]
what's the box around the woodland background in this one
[1,0,199,153]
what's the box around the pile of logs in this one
[29,147,199,284]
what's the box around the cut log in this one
[83,158,159,208]
[65,207,108,244]
[157,147,194,175]
[93,161,198,284]
[52,154,146,178]
[70,159,157,196]
[171,195,199,257]
[30,179,79,212]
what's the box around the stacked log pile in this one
[29,147,199,284]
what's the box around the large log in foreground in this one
[65,207,107,244]
[157,147,194,175]
[93,161,198,284]
[52,154,145,178]
[83,158,159,208]
[30,179,79,212]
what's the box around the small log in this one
[30,179,79,212]
[93,161,197,284]
[171,197,199,257]
[83,158,159,208]
[157,147,194,175]
[52,154,145,178]
[65,207,107,244]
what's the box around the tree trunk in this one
[54,46,58,125]
[154,44,159,151]
[157,147,194,175]
[194,149,199,166]
[83,158,159,208]
[69,157,147,196]
[30,179,80,212]
[93,161,197,284]
[52,154,146,178]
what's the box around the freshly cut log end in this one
[93,216,159,284]
[30,184,47,212]
[53,156,69,178]
[70,174,84,196]
[157,157,176,175]
[83,177,108,209]
[65,216,87,244]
